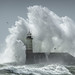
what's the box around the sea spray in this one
[0,17,28,64]
[0,5,75,64]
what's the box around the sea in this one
[0,63,75,75]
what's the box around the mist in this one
[0,5,75,64]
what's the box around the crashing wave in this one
[0,64,72,75]
[0,5,75,64]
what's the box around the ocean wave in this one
[0,64,72,75]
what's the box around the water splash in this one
[0,5,75,64]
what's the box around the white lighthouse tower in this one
[26,31,33,53]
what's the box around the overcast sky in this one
[0,0,75,45]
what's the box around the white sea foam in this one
[0,64,72,75]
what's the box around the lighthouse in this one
[25,31,33,64]
[26,31,33,53]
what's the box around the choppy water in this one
[0,63,74,75]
